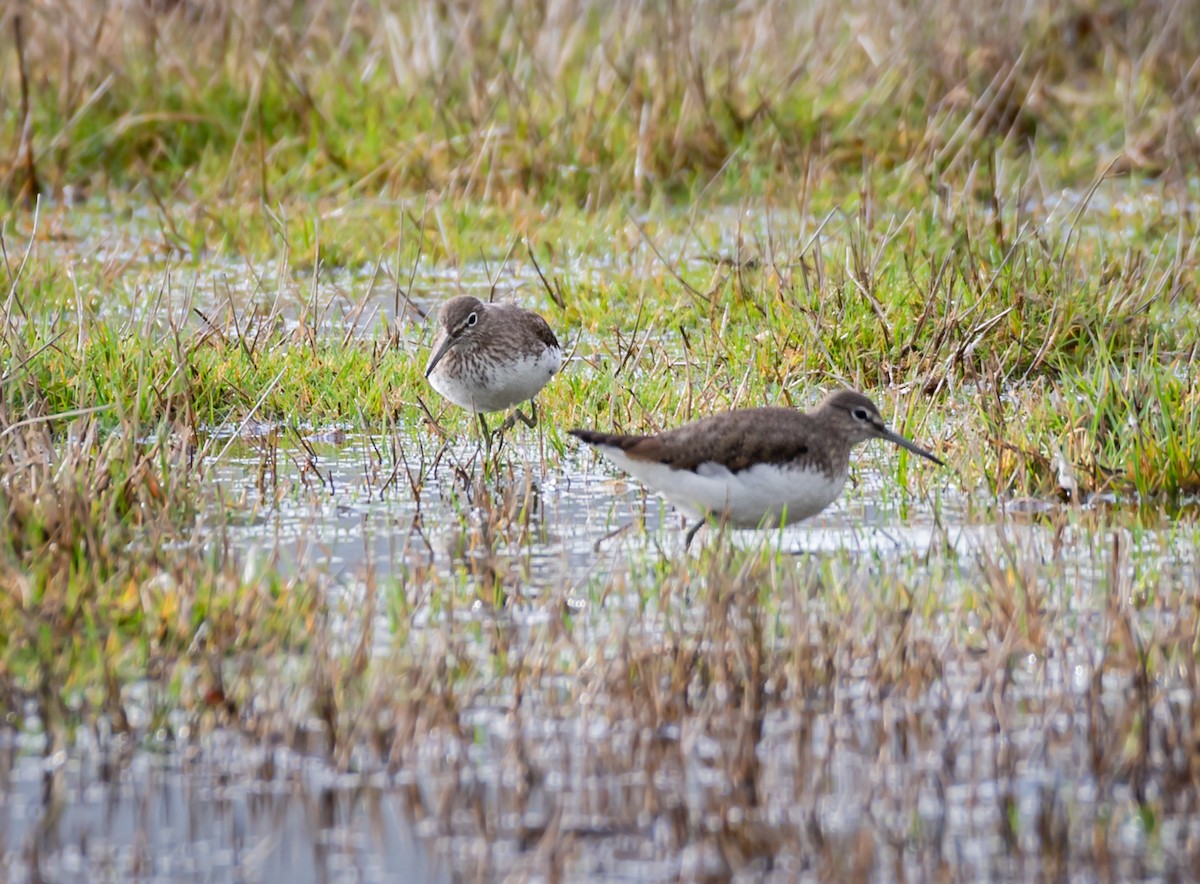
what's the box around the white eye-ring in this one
[467,312,478,327]
[852,407,871,421]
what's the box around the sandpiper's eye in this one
[851,407,871,421]
[466,312,478,327]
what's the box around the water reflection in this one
[5,428,1198,881]
[0,731,444,883]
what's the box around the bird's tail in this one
[568,429,646,451]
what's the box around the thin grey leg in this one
[499,400,539,433]
[514,400,538,428]
[478,412,493,453]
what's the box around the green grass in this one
[6,176,1197,499]
[5,0,1197,213]
[1,0,1200,875]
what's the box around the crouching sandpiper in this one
[425,295,562,444]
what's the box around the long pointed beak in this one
[878,427,944,466]
[425,335,454,378]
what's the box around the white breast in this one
[429,345,562,414]
[594,447,847,527]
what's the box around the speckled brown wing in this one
[523,309,560,350]
[491,302,560,352]
[572,408,841,477]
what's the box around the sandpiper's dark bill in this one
[876,428,943,466]
[571,389,943,546]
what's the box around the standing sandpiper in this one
[571,390,943,546]
[425,295,562,442]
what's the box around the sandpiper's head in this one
[425,296,486,377]
[819,389,944,465]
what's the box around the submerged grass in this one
[1,0,1200,878]
[0,407,317,747]
[315,526,1200,879]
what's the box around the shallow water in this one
[0,728,445,883]
[13,183,1191,340]
[5,425,1200,879]
[6,186,1200,878]
[206,433,1200,881]
[206,429,959,579]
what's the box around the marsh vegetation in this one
[2,0,1200,879]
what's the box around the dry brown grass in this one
[2,0,1199,879]
[3,0,1199,205]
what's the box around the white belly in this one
[429,346,562,413]
[597,448,847,527]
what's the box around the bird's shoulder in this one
[491,302,561,350]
